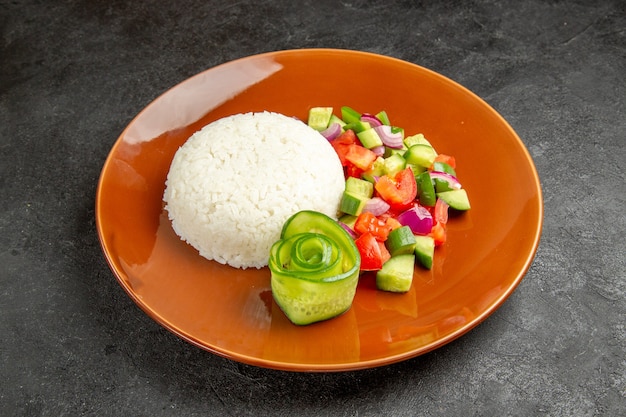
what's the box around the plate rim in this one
[95,48,544,372]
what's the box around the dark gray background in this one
[2,1,624,415]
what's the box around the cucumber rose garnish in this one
[268,210,361,325]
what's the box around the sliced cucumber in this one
[383,145,407,159]
[340,191,368,216]
[416,171,436,207]
[404,144,437,169]
[308,107,333,131]
[328,114,346,128]
[414,235,435,269]
[345,176,374,198]
[357,128,383,149]
[376,254,415,293]
[361,157,386,183]
[383,153,406,176]
[338,214,357,230]
[404,133,432,148]
[436,189,471,211]
[386,226,416,256]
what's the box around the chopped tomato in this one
[378,241,391,265]
[354,212,392,241]
[345,144,377,171]
[345,164,364,178]
[355,232,386,271]
[374,167,417,211]
[433,198,449,225]
[330,129,357,166]
[429,222,447,246]
[384,216,403,231]
[432,154,456,169]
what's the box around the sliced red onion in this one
[429,171,462,190]
[397,206,433,235]
[374,125,404,149]
[371,145,385,157]
[362,197,390,216]
[320,122,342,140]
[360,113,383,128]
[338,221,358,239]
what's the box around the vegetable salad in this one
[311,106,470,291]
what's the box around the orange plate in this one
[96,49,543,372]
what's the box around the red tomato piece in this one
[374,167,417,211]
[355,232,385,271]
[433,198,449,225]
[345,164,364,179]
[345,144,377,171]
[330,129,357,166]
[384,216,403,231]
[429,222,447,246]
[354,212,392,241]
[432,154,456,169]
[378,241,391,265]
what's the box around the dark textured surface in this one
[1,0,625,415]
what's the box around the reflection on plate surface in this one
[96,49,543,372]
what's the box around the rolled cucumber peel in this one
[269,211,361,325]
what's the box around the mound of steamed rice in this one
[163,111,345,269]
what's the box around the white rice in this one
[163,111,345,269]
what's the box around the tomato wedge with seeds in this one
[355,232,389,271]
[374,167,417,211]
[330,130,357,166]
[345,144,377,171]
[354,212,393,241]
[432,153,456,169]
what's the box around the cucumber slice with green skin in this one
[406,162,426,175]
[404,133,432,148]
[269,210,361,325]
[328,114,346,128]
[436,189,471,211]
[345,176,374,198]
[416,171,437,207]
[434,178,455,193]
[308,107,333,131]
[338,214,357,229]
[357,128,383,149]
[404,144,438,168]
[414,235,435,269]
[383,153,407,176]
[361,157,386,183]
[340,191,368,216]
[386,226,416,256]
[376,254,415,293]
[383,145,407,159]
